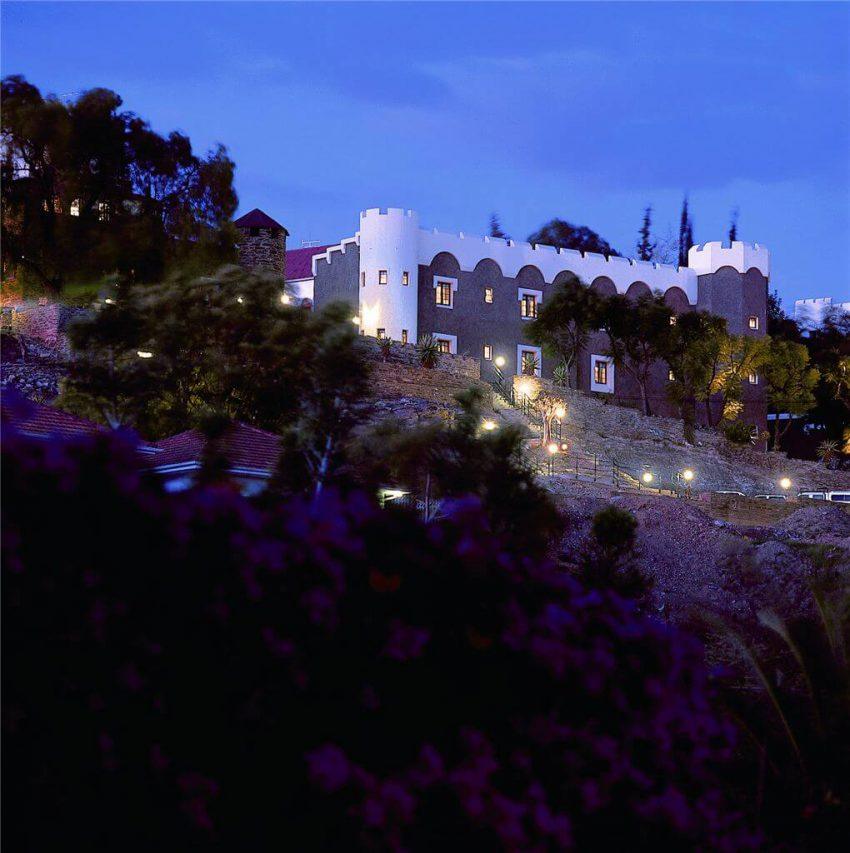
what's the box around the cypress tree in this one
[636,205,656,261]
[728,207,739,243]
[678,195,694,267]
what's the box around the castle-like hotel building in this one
[236,207,770,426]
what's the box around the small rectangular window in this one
[361,271,366,288]
[594,360,608,386]
[520,294,537,319]
[401,329,408,345]
[521,351,538,376]
[436,281,452,307]
[484,287,494,304]
[483,344,492,360]
[377,328,386,339]
[437,338,451,354]
[748,315,759,330]
[748,372,759,385]
[402,271,409,286]
[378,270,388,285]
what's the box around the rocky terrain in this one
[548,477,849,656]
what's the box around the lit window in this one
[668,369,676,381]
[378,270,388,285]
[520,294,537,319]
[401,329,408,345]
[483,344,492,360]
[594,360,608,386]
[98,201,110,222]
[669,315,677,325]
[484,287,494,304]
[437,338,451,354]
[748,372,759,385]
[748,316,759,330]
[521,351,538,376]
[436,281,453,307]
[377,328,386,339]
[70,199,81,217]
[402,271,409,286]
[361,272,366,288]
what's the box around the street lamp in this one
[682,469,694,482]
[779,477,792,491]
[547,441,559,475]
[641,471,654,487]
[481,419,498,431]
[280,293,291,305]
[555,405,566,420]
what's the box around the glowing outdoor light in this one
[555,405,566,419]
[137,350,153,359]
[682,469,695,482]
[494,356,506,368]
[516,378,535,399]
[547,442,560,455]
[104,298,115,305]
[236,295,244,304]
[780,477,792,491]
[280,293,291,305]
[641,471,654,484]
[351,316,360,325]
[481,420,498,431]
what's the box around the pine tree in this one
[636,205,656,261]
[489,213,509,240]
[728,207,739,243]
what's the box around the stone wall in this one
[237,227,286,278]
[364,339,479,380]
[368,361,490,409]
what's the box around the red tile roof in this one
[1,397,104,438]
[146,421,282,474]
[286,245,332,280]
[233,208,288,233]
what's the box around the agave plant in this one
[552,362,569,388]
[416,334,440,369]
[377,334,394,361]
[817,440,839,467]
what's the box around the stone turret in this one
[234,208,288,279]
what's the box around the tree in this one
[636,205,656,261]
[763,339,820,451]
[351,387,561,556]
[525,274,602,389]
[689,331,768,428]
[3,424,755,850]
[728,207,739,243]
[527,218,620,257]
[600,293,673,416]
[677,195,694,267]
[59,266,370,440]
[488,212,509,240]
[662,310,728,443]
[1,75,238,293]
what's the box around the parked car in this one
[798,490,850,503]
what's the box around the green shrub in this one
[723,419,754,445]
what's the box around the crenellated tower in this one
[358,208,420,343]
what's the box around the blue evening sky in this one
[3,1,849,305]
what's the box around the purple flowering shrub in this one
[3,427,755,849]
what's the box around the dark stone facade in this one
[314,247,768,430]
[313,244,360,312]
[237,227,287,279]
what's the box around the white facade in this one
[794,296,850,328]
[314,208,772,340]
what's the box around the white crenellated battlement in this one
[688,241,770,278]
[415,220,698,301]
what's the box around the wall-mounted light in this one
[280,293,291,305]
[494,356,506,368]
[137,350,153,359]
[481,420,498,431]
[779,477,792,491]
